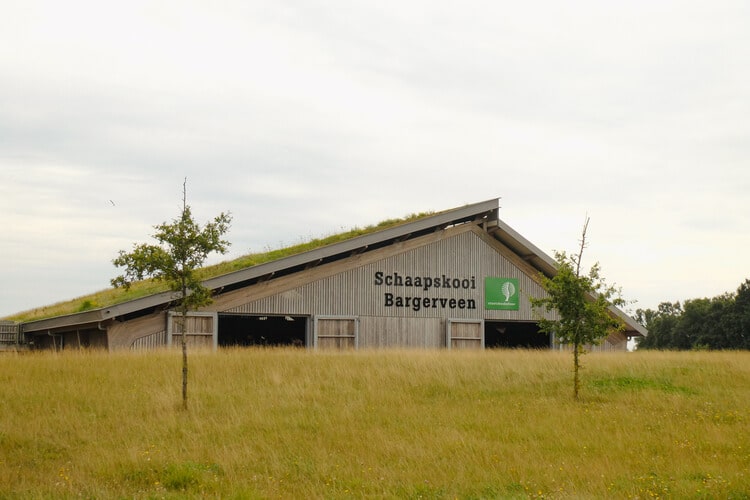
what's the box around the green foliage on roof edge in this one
[5,212,434,323]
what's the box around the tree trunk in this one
[573,342,581,400]
[181,281,188,411]
[181,345,188,409]
[182,316,187,410]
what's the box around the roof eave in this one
[489,218,646,337]
[21,290,178,334]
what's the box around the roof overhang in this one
[487,218,646,337]
[21,290,179,334]
[488,218,559,279]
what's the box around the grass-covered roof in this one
[6,212,434,323]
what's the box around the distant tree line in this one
[635,279,750,350]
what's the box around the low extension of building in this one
[15,199,647,351]
[0,320,27,352]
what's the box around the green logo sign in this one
[485,277,520,310]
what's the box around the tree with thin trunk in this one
[111,179,231,410]
[530,217,625,400]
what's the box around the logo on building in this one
[485,277,520,310]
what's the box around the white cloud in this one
[1,0,749,316]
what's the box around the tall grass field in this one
[1,349,748,499]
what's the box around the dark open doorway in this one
[218,314,307,347]
[484,321,549,349]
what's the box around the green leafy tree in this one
[635,301,682,349]
[530,217,625,400]
[732,279,750,349]
[678,295,734,350]
[112,179,231,410]
[636,279,750,351]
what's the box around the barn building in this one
[18,199,646,351]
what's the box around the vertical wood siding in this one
[208,224,559,349]
[130,331,167,350]
[554,330,629,352]
[168,312,217,350]
[218,226,549,321]
[358,317,443,348]
[447,320,483,349]
[0,322,20,346]
[315,318,357,349]
[108,312,166,351]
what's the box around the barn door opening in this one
[218,314,308,347]
[484,320,549,349]
[446,319,483,349]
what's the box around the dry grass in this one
[1,349,749,498]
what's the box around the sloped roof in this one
[21,198,646,337]
[488,216,647,337]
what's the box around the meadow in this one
[1,348,748,499]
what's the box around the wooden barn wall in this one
[447,320,483,349]
[167,312,217,350]
[554,331,629,352]
[107,312,167,351]
[599,331,629,351]
[210,224,554,348]
[358,317,444,348]
[0,322,19,343]
[217,227,550,319]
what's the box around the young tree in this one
[111,179,231,410]
[530,217,625,400]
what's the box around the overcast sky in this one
[2,1,749,318]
